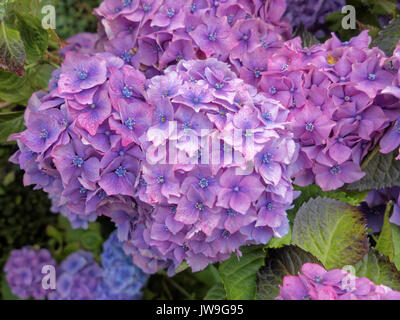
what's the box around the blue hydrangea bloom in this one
[96,231,148,300]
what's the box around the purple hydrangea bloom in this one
[4,247,57,300]
[48,251,102,300]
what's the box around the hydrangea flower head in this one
[4,247,57,300]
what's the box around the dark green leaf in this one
[292,197,369,269]
[294,24,320,48]
[218,245,266,300]
[0,21,25,76]
[355,249,400,290]
[376,203,395,260]
[257,246,320,300]
[0,112,24,143]
[204,283,226,300]
[15,13,48,64]
[372,16,400,56]
[347,151,400,191]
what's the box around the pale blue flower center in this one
[305,122,314,132]
[221,230,231,239]
[157,176,165,184]
[142,3,151,12]
[190,3,196,13]
[199,178,209,189]
[183,121,191,130]
[215,82,224,90]
[122,86,133,98]
[72,156,84,167]
[263,112,272,120]
[121,51,132,63]
[176,54,184,62]
[355,115,362,121]
[98,190,107,199]
[90,104,96,109]
[195,202,204,211]
[270,87,277,95]
[77,70,88,80]
[167,8,175,18]
[344,96,351,102]
[79,187,87,195]
[254,68,262,78]
[226,209,238,216]
[119,151,125,156]
[159,113,167,123]
[208,32,217,41]
[192,96,200,104]
[330,164,341,175]
[40,128,49,139]
[233,186,240,192]
[263,152,273,164]
[123,0,132,7]
[125,118,136,130]
[266,201,273,211]
[368,73,376,81]
[115,166,127,177]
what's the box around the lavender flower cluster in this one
[94,0,291,75]
[9,49,297,274]
[277,263,400,300]
[252,31,400,191]
[4,247,56,300]
[4,233,148,300]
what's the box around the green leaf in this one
[15,13,48,64]
[376,203,395,260]
[392,224,400,270]
[81,232,102,250]
[204,283,226,300]
[347,151,400,191]
[372,16,400,56]
[292,197,369,270]
[46,225,63,245]
[294,184,368,208]
[371,0,397,15]
[257,246,320,300]
[218,245,266,300]
[293,24,320,47]
[0,20,25,76]
[355,249,400,290]
[0,111,24,143]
